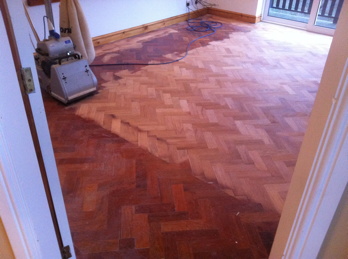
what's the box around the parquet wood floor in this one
[45,93,279,258]
[44,15,331,258]
[72,15,331,213]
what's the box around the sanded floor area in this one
[74,15,331,213]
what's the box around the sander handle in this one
[57,53,81,65]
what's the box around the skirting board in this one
[93,8,207,46]
[92,8,260,46]
[208,8,261,23]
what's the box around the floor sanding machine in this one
[34,0,97,104]
[35,35,97,104]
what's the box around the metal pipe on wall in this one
[44,0,54,26]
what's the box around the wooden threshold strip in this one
[92,8,260,47]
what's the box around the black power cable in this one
[90,6,222,68]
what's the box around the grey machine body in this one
[35,36,97,104]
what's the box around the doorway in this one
[262,0,345,35]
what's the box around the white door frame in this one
[306,0,339,35]
[270,0,348,257]
[276,60,348,259]
[0,0,76,258]
[0,7,60,258]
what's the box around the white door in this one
[270,1,348,257]
[262,0,345,35]
[0,0,75,258]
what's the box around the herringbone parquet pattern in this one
[45,94,279,258]
[73,15,331,213]
[44,15,331,258]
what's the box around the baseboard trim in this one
[93,8,208,46]
[208,7,261,23]
[92,7,260,46]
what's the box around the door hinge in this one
[62,245,72,259]
[20,67,35,94]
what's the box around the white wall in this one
[24,0,266,42]
[82,0,188,37]
[210,0,264,16]
[24,0,190,40]
[0,217,15,259]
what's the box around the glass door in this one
[263,0,345,35]
[307,0,344,33]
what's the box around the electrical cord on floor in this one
[186,18,222,33]
[90,12,222,67]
